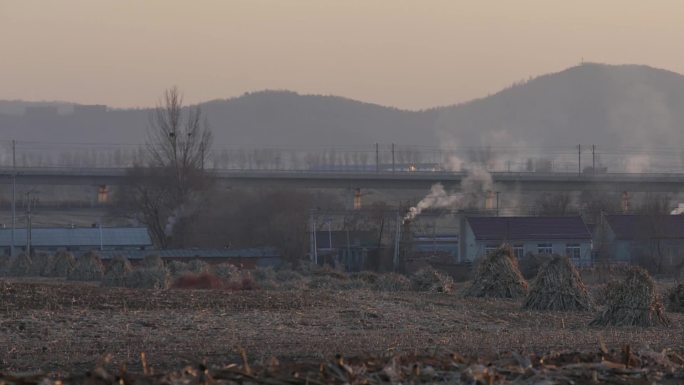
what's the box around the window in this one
[537,243,553,255]
[513,244,524,259]
[566,244,581,259]
[484,244,499,255]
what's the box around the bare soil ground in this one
[1,278,683,376]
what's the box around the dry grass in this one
[1,277,682,375]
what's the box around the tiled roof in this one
[605,214,684,240]
[0,227,152,247]
[467,216,591,241]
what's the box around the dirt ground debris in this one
[1,346,684,385]
[1,278,683,378]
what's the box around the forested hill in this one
[3,63,684,149]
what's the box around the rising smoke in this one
[404,163,493,222]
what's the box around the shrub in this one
[275,269,304,282]
[172,272,224,290]
[187,259,209,274]
[211,263,239,280]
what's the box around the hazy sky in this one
[2,0,684,109]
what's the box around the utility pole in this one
[496,191,500,216]
[578,144,581,176]
[25,191,35,257]
[99,221,104,251]
[11,140,16,257]
[391,143,395,173]
[393,217,400,271]
[592,145,596,174]
[375,143,379,173]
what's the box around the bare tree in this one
[533,192,573,216]
[147,86,212,199]
[115,87,213,248]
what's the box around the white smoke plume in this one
[404,164,493,222]
[404,183,461,222]
[624,154,650,173]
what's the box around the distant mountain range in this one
[3,63,684,149]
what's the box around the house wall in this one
[463,222,591,264]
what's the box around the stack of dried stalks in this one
[667,284,684,313]
[464,245,528,299]
[124,267,171,289]
[523,255,592,311]
[44,251,76,277]
[28,252,51,276]
[410,267,455,293]
[101,256,133,287]
[9,253,33,276]
[142,255,165,269]
[590,267,670,327]
[67,251,105,281]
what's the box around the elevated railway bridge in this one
[2,167,684,200]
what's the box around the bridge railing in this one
[1,141,683,175]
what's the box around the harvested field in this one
[2,347,684,385]
[1,277,683,375]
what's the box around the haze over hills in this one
[2,63,684,150]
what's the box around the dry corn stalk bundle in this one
[67,251,105,281]
[523,255,592,311]
[464,245,528,299]
[9,253,33,276]
[101,255,134,287]
[124,267,171,289]
[142,254,165,269]
[410,267,455,293]
[667,284,684,313]
[590,267,670,327]
[28,252,52,276]
[44,251,76,277]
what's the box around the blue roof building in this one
[0,227,152,255]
